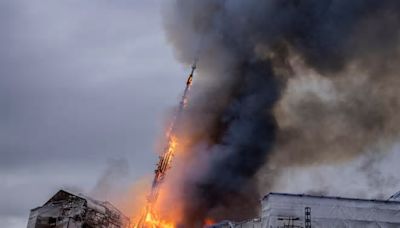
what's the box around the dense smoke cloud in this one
[163,0,400,225]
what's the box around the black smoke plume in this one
[162,0,400,225]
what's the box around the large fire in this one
[133,204,175,228]
[133,64,198,228]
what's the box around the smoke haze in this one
[162,0,400,225]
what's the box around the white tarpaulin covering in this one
[211,192,400,228]
[261,193,400,228]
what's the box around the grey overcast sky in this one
[0,1,186,227]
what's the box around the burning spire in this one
[135,61,197,228]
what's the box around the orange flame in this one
[132,65,197,228]
[134,210,175,228]
[204,218,215,225]
[133,135,180,228]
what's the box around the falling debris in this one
[27,190,130,228]
[135,62,197,228]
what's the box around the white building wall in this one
[261,193,400,228]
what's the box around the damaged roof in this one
[38,189,127,218]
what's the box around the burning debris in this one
[27,190,130,228]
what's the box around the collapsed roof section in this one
[27,189,130,228]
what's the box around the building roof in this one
[39,189,128,219]
[263,192,400,205]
